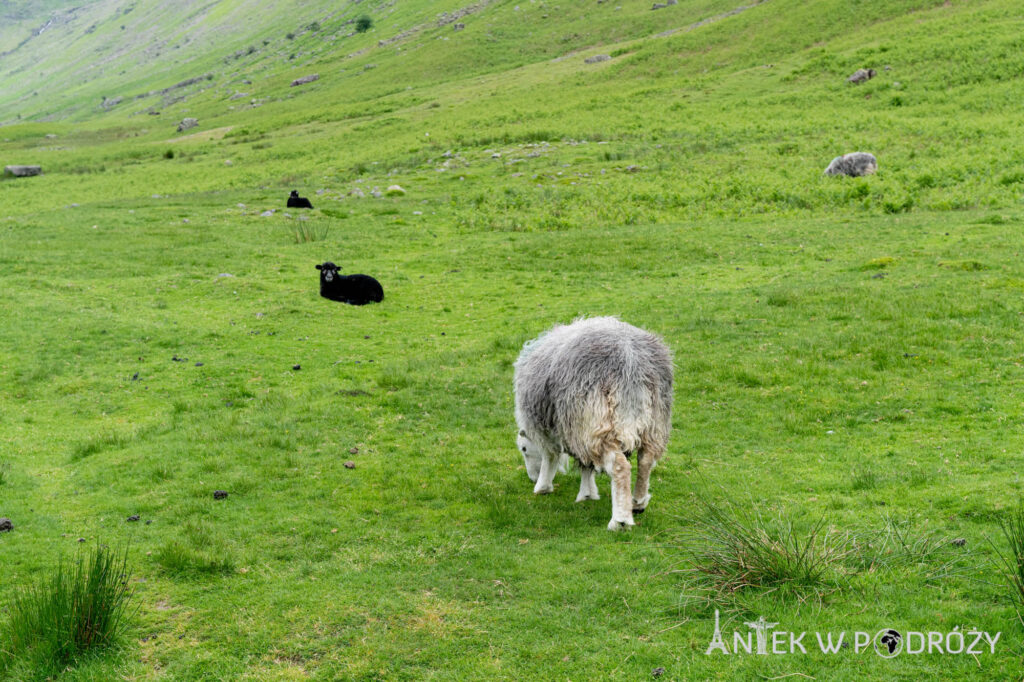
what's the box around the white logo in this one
[705,611,1000,658]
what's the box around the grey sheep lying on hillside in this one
[514,317,673,530]
[316,262,384,305]
[824,152,877,177]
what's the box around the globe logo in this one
[874,629,903,658]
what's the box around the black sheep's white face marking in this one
[323,270,335,282]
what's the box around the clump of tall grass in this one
[990,505,1024,626]
[287,220,330,243]
[1,544,135,671]
[669,493,854,599]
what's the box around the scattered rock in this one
[195,362,204,367]
[292,364,301,370]
[624,165,641,173]
[847,68,876,84]
[386,184,406,196]
[952,538,967,547]
[349,187,366,198]
[343,461,356,469]
[78,537,86,542]
[213,490,228,500]
[291,74,320,87]
[3,165,42,178]
[349,447,359,455]
[824,152,878,177]
[127,514,140,522]
[453,22,465,30]
[651,2,667,8]
[370,187,383,198]
[101,96,123,110]
[0,518,12,532]
[652,668,666,678]
[176,117,198,132]
[584,54,611,64]
[260,210,275,217]
[131,372,140,381]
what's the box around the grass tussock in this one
[669,493,855,599]
[991,505,1024,625]
[668,496,968,608]
[0,544,134,672]
[287,220,330,243]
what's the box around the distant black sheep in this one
[287,190,314,209]
[316,262,384,305]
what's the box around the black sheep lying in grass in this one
[316,262,384,305]
[287,190,314,209]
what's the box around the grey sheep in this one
[824,152,878,177]
[514,317,673,530]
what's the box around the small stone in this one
[652,668,666,678]
[195,362,204,367]
[952,538,966,547]
[213,490,228,499]
[292,364,301,370]
[0,518,12,532]
[127,514,140,522]
[145,519,153,525]
[78,537,86,542]
[349,447,359,454]
[343,461,356,469]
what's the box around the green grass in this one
[993,506,1024,627]
[1,544,135,677]
[2,0,1024,679]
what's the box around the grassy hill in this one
[2,0,1024,679]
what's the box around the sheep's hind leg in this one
[575,466,600,502]
[633,444,662,513]
[605,451,634,531]
[533,452,558,495]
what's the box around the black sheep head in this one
[290,190,299,198]
[316,261,340,283]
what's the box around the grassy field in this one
[3,0,1024,679]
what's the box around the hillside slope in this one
[1,0,1022,224]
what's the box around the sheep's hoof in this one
[533,484,554,495]
[575,491,600,502]
[607,518,635,531]
[632,493,652,513]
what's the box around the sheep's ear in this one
[315,264,323,270]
